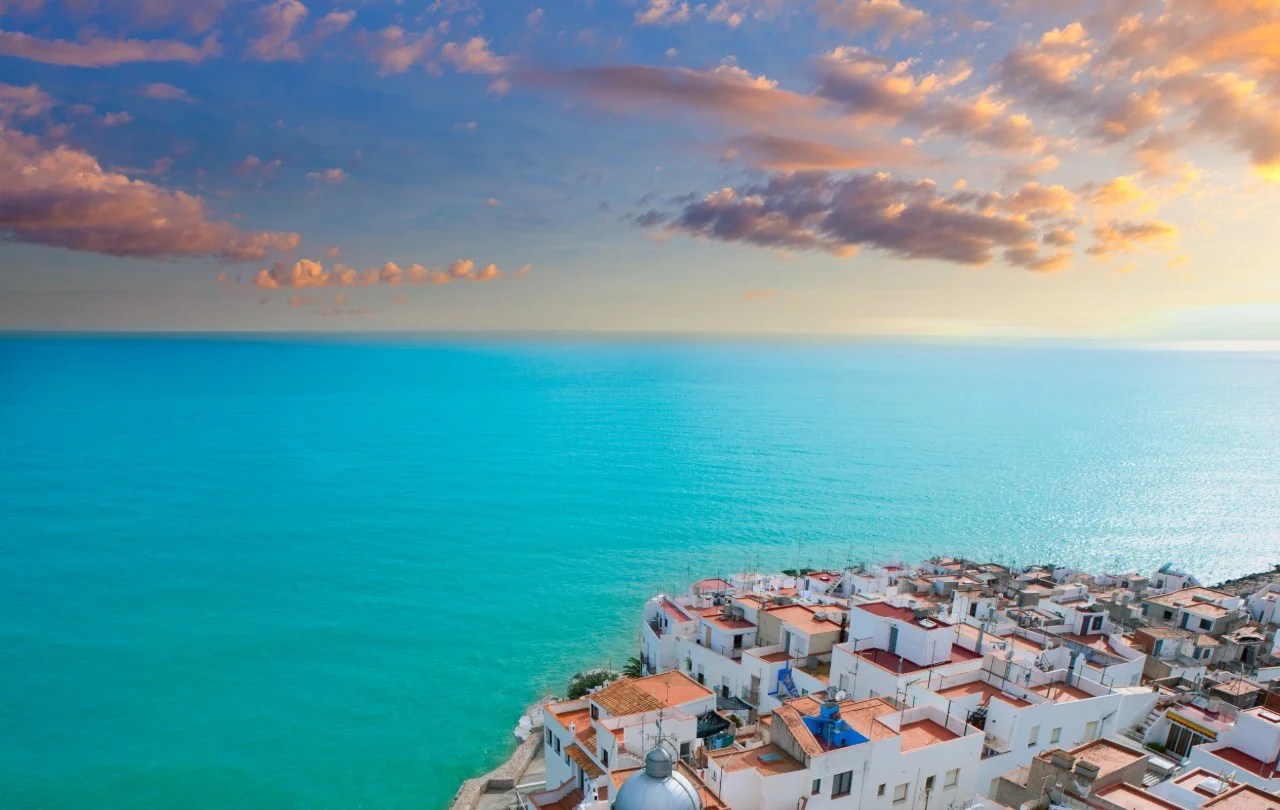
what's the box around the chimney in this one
[1074,760,1100,782]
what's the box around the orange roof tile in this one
[565,744,603,779]
[591,671,713,717]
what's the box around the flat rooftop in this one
[1204,746,1280,778]
[1095,783,1184,810]
[936,680,1031,708]
[857,601,954,628]
[899,719,960,751]
[1031,682,1096,703]
[708,743,805,776]
[1202,785,1280,810]
[855,643,980,674]
[1069,739,1146,779]
[767,604,843,636]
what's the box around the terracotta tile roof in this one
[576,724,597,751]
[591,671,713,716]
[565,744,603,779]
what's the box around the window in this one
[1085,720,1098,740]
[1028,725,1040,747]
[734,634,744,649]
[602,750,609,767]
[555,736,561,753]
[812,778,822,795]
[1163,609,1174,620]
[944,769,959,789]
[894,783,909,803]
[878,784,886,797]
[925,776,935,792]
[1200,618,1212,630]
[590,705,599,720]
[833,771,853,797]
[1050,727,1061,744]
[546,729,553,745]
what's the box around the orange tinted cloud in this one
[0,29,219,67]
[0,124,297,260]
[251,257,517,289]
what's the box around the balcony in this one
[741,687,761,706]
[647,619,663,637]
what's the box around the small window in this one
[590,705,599,720]
[602,749,609,767]
[1199,618,1212,630]
[1028,725,1040,747]
[878,784,886,797]
[555,736,561,753]
[812,778,821,795]
[833,771,853,797]
[1050,727,1061,744]
[945,769,959,788]
[925,775,935,791]
[1163,609,1173,620]
[894,783,909,803]
[546,729,553,745]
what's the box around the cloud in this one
[306,168,346,194]
[101,111,132,127]
[316,10,356,37]
[636,0,691,25]
[139,82,193,103]
[252,257,513,289]
[440,37,509,74]
[814,0,927,37]
[1085,175,1149,209]
[0,30,219,67]
[662,171,1070,270]
[246,0,308,62]
[0,125,298,260]
[814,47,1045,154]
[551,63,826,128]
[234,155,282,179]
[1000,182,1076,219]
[0,83,53,119]
[363,26,436,76]
[1087,219,1178,256]
[723,133,917,170]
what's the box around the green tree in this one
[622,656,644,678]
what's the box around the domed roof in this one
[613,747,702,810]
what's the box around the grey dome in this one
[613,747,702,810]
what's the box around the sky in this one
[0,0,1278,338]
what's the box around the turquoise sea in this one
[2,336,1279,808]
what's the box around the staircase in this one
[1125,706,1164,744]
[778,668,800,699]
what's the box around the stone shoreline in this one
[448,700,547,810]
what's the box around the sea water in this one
[2,336,1278,808]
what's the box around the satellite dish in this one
[835,690,848,701]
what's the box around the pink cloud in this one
[815,0,927,37]
[440,37,509,75]
[0,125,298,260]
[245,0,307,62]
[0,30,220,67]
[0,83,53,119]
[252,257,517,289]
[139,82,193,102]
